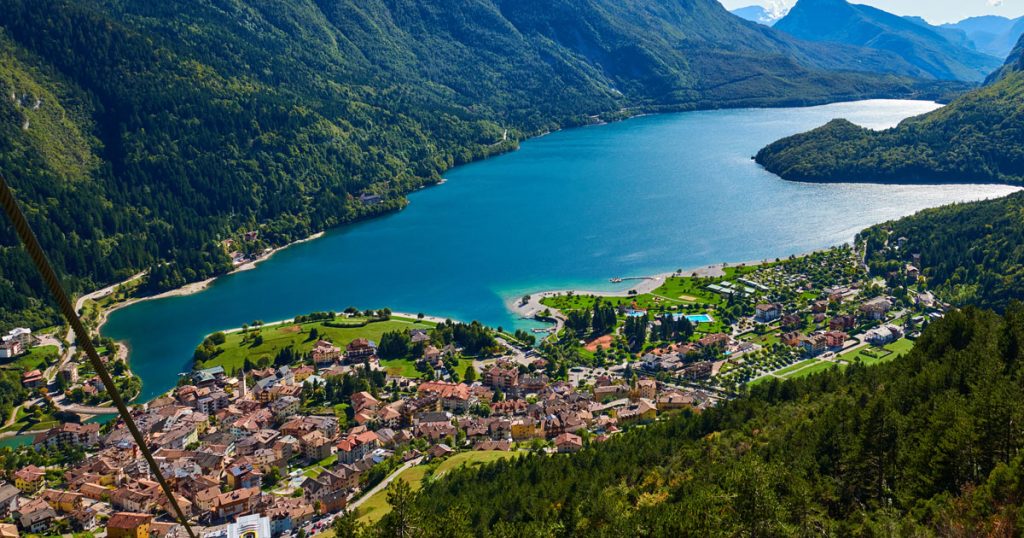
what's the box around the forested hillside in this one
[775,0,1002,82]
[354,307,1024,536]
[755,33,1024,185]
[860,191,1024,312]
[0,0,962,329]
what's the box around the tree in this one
[378,331,411,359]
[464,365,477,383]
[378,479,419,538]
[332,512,365,538]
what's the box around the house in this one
[780,314,803,330]
[300,431,333,462]
[824,331,847,348]
[192,366,226,386]
[358,192,382,205]
[634,379,657,400]
[484,366,519,391]
[311,340,341,366]
[106,512,153,538]
[20,370,43,389]
[865,325,903,346]
[617,399,657,426]
[800,334,828,356]
[554,433,583,453]
[681,361,712,381]
[829,315,857,331]
[0,485,17,519]
[427,443,454,460]
[0,523,17,538]
[754,303,781,323]
[345,338,377,362]
[592,384,629,402]
[13,465,45,494]
[906,264,920,281]
[657,391,695,411]
[34,422,101,449]
[0,340,22,359]
[14,499,55,534]
[40,489,83,513]
[859,297,892,320]
[212,487,261,520]
[698,333,729,348]
[226,463,262,490]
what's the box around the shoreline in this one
[506,258,771,331]
[95,231,327,335]
[216,311,456,337]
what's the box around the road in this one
[307,456,424,536]
[347,456,423,512]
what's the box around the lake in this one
[102,100,1020,401]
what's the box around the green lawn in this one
[773,359,821,377]
[381,357,476,380]
[198,317,435,372]
[356,451,519,524]
[356,465,431,524]
[0,345,59,372]
[786,360,842,379]
[434,450,517,476]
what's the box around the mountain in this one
[365,306,1024,535]
[731,5,779,26]
[0,0,959,328]
[774,0,1004,81]
[754,35,1024,184]
[903,15,972,50]
[942,15,1024,59]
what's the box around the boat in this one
[609,277,623,283]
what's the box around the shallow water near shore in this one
[103,99,1020,401]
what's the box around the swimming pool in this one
[675,313,714,323]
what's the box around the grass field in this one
[838,338,914,367]
[0,345,59,373]
[773,358,821,377]
[355,451,519,524]
[198,317,435,372]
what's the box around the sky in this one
[718,0,1024,24]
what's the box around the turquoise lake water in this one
[102,100,1020,401]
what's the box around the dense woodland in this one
[338,307,1024,537]
[0,0,964,330]
[861,191,1024,312]
[755,33,1024,184]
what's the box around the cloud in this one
[988,0,1004,7]
[763,0,794,21]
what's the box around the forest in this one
[755,33,1024,185]
[860,190,1024,312]
[340,306,1024,537]
[0,0,962,330]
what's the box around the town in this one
[0,240,942,538]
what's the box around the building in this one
[311,340,341,366]
[345,338,377,362]
[617,399,657,425]
[865,325,903,346]
[554,433,583,453]
[212,487,261,520]
[860,297,893,321]
[824,331,848,348]
[634,379,657,400]
[226,514,272,538]
[754,303,781,323]
[0,340,22,359]
[34,422,101,449]
[0,484,19,517]
[14,465,45,494]
[300,431,333,462]
[829,315,857,331]
[800,334,828,356]
[20,370,43,389]
[106,512,153,538]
